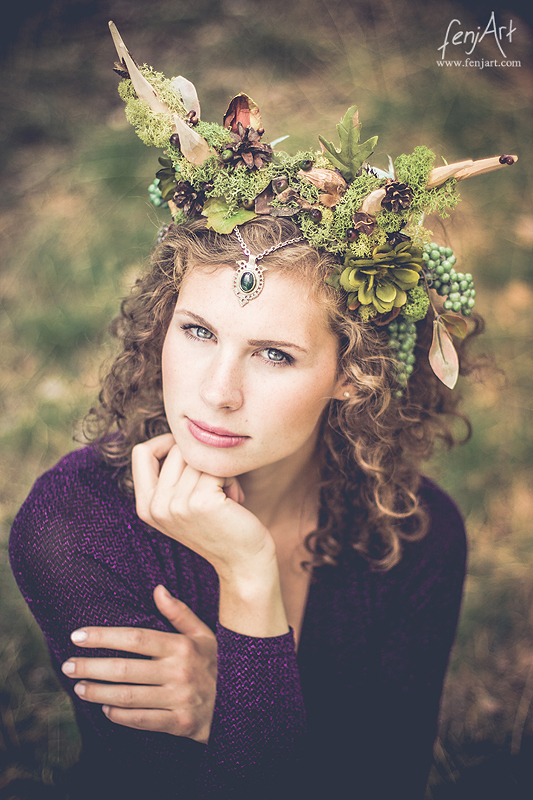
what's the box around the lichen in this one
[123,98,175,148]
[395,146,435,190]
[376,208,410,232]
[357,304,378,322]
[195,121,233,150]
[139,67,186,115]
[401,286,430,322]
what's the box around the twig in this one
[511,659,533,755]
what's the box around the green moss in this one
[124,98,175,147]
[395,146,435,190]
[357,304,378,322]
[139,66,186,115]
[401,286,430,321]
[347,228,388,258]
[298,207,336,250]
[376,207,410,232]
[342,173,382,213]
[195,121,233,150]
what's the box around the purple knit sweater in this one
[9,446,466,799]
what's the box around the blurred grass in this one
[1,0,532,796]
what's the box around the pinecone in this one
[381,180,413,213]
[224,123,273,170]
[173,181,205,217]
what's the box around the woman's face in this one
[161,264,346,479]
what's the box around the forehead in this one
[177,263,333,343]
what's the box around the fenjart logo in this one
[437,11,517,65]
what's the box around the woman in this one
[10,23,516,800]
[10,217,470,799]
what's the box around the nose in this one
[200,351,244,411]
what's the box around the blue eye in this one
[260,348,293,365]
[266,349,285,361]
[195,326,213,339]
[181,324,214,341]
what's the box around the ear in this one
[332,378,355,401]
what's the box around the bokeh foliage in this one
[1,0,532,796]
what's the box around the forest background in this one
[1,0,532,797]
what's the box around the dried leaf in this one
[172,76,201,118]
[254,186,274,215]
[441,313,468,340]
[429,319,459,389]
[298,167,347,208]
[223,94,262,133]
[108,22,170,116]
[202,197,256,234]
[172,114,211,166]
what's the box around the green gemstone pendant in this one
[233,255,266,306]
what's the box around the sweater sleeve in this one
[199,624,306,797]
[9,450,306,799]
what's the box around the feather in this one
[108,21,170,116]
[172,114,211,165]
[172,76,201,118]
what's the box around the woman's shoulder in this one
[419,475,464,521]
[10,445,133,560]
[19,445,122,507]
[414,475,467,564]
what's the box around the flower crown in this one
[109,21,517,392]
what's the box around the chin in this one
[176,438,249,479]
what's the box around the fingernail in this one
[62,661,75,675]
[160,585,171,598]
[74,682,86,696]
[102,705,110,715]
[71,629,88,643]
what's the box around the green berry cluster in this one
[386,320,417,394]
[148,179,169,209]
[422,243,475,316]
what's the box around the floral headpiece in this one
[109,21,517,392]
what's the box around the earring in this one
[343,391,350,398]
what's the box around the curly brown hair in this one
[86,216,482,571]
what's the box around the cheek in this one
[161,334,189,413]
[266,374,335,438]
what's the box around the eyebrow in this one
[175,309,309,353]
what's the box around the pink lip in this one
[186,418,249,448]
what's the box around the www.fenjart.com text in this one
[436,58,521,69]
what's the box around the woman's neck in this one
[237,439,321,533]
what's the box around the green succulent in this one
[340,241,424,314]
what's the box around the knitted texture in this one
[9,446,466,799]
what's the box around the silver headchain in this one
[233,226,304,306]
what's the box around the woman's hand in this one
[132,433,276,581]
[61,586,217,744]
[132,434,289,637]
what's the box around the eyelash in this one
[180,324,294,367]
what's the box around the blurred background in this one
[0,0,532,797]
